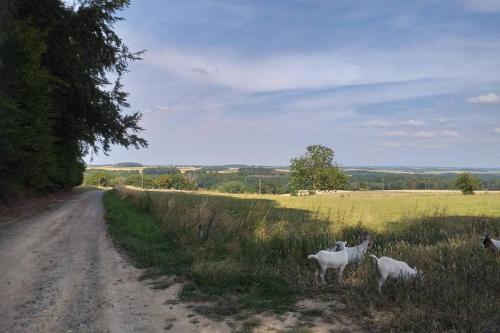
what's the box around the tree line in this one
[84,145,495,195]
[0,0,146,201]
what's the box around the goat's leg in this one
[320,267,327,285]
[377,277,385,294]
[314,269,320,285]
[337,265,346,285]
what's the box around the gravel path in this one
[0,190,232,333]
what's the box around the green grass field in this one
[104,188,500,332]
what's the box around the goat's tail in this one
[368,254,378,262]
[307,254,317,261]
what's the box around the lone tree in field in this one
[455,172,480,195]
[289,145,347,192]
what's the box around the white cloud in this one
[494,128,500,134]
[146,49,363,92]
[358,120,390,128]
[155,105,173,112]
[466,93,500,104]
[383,130,407,137]
[383,129,458,138]
[460,0,500,13]
[145,37,500,93]
[358,119,424,128]
[379,142,402,148]
[403,119,425,126]
[442,129,459,137]
[413,130,436,138]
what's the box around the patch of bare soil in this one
[0,189,78,226]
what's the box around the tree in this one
[455,172,480,195]
[143,167,180,175]
[87,173,111,187]
[217,181,248,193]
[289,145,347,191]
[153,174,195,190]
[0,15,58,193]
[0,0,147,199]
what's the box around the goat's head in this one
[335,241,347,251]
[414,267,424,280]
[361,234,374,250]
[483,234,493,249]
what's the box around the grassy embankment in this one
[104,189,500,331]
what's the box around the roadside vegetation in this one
[105,187,500,332]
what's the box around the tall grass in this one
[107,188,500,332]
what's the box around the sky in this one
[86,0,500,167]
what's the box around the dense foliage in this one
[0,0,146,201]
[289,145,347,191]
[455,172,480,195]
[84,166,290,193]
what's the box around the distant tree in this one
[143,167,179,175]
[110,176,127,187]
[153,174,195,190]
[116,162,143,167]
[455,172,480,195]
[153,175,173,189]
[125,173,153,188]
[289,145,347,191]
[88,173,111,187]
[217,181,248,193]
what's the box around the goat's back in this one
[376,256,416,278]
[313,249,348,267]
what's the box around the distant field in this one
[212,190,500,230]
[86,165,202,173]
[106,187,500,331]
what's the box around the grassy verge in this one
[104,190,193,274]
[105,188,500,332]
[103,190,297,315]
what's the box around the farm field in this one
[105,187,500,332]
[201,190,500,229]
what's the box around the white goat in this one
[483,234,500,251]
[308,241,348,285]
[369,254,422,294]
[331,235,373,265]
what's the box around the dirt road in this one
[0,190,233,333]
[0,190,368,333]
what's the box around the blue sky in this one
[87,0,500,167]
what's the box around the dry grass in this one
[108,188,500,332]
